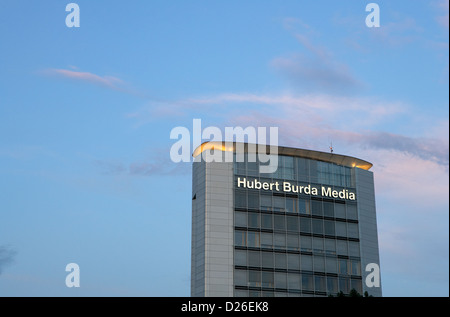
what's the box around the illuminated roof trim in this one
[192,141,373,170]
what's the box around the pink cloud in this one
[43,68,123,88]
[436,0,449,29]
[40,68,143,97]
[367,149,449,206]
[270,22,364,93]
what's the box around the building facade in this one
[191,142,382,297]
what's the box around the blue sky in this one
[0,0,448,296]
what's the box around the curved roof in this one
[192,141,373,170]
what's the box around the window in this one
[261,232,273,249]
[249,270,261,287]
[286,216,299,232]
[235,289,249,297]
[284,157,295,180]
[234,250,247,266]
[315,276,326,292]
[235,230,246,246]
[351,279,362,294]
[275,272,287,289]
[324,220,335,236]
[317,161,330,185]
[311,200,323,216]
[248,290,261,297]
[309,161,318,183]
[324,239,336,254]
[248,213,260,228]
[234,158,246,175]
[335,221,347,237]
[302,273,314,291]
[247,161,258,177]
[262,290,274,297]
[262,251,274,268]
[334,203,346,219]
[347,204,358,220]
[287,254,300,270]
[262,271,274,288]
[301,255,313,271]
[325,257,337,274]
[261,214,272,230]
[339,277,350,294]
[312,219,324,235]
[312,237,324,252]
[287,234,299,251]
[288,273,301,290]
[297,158,309,180]
[275,253,287,269]
[274,233,286,249]
[274,215,286,231]
[248,232,260,248]
[248,251,260,267]
[273,196,285,212]
[298,199,310,214]
[336,240,348,256]
[234,269,247,287]
[300,236,312,252]
[327,276,338,294]
[286,198,298,213]
[339,259,349,275]
[314,255,325,272]
[347,223,359,239]
[299,217,311,233]
[235,211,247,227]
[248,192,259,210]
[323,201,334,217]
[351,260,361,276]
[260,195,272,211]
[235,190,246,208]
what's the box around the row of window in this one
[235,233,360,257]
[235,190,358,220]
[235,212,359,238]
[234,154,355,188]
[234,250,361,275]
[234,269,362,294]
[234,289,316,297]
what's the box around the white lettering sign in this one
[237,177,356,201]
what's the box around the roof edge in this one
[192,141,373,170]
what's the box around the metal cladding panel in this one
[356,168,382,297]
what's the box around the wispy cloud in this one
[369,17,423,47]
[131,92,404,125]
[271,18,364,94]
[41,68,142,96]
[0,246,17,275]
[94,151,190,177]
[271,54,363,93]
[186,92,406,131]
[435,0,449,29]
[43,68,123,88]
[230,106,448,167]
[127,88,448,169]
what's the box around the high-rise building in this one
[191,142,382,297]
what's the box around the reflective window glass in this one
[235,211,247,227]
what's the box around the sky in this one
[0,0,448,297]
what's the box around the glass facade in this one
[233,153,362,297]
